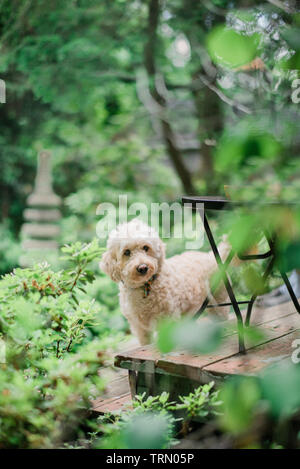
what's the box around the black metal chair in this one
[182,196,300,353]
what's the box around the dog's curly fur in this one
[100,218,230,345]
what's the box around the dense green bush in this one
[0,240,123,448]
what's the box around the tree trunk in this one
[143,0,196,195]
[192,78,223,193]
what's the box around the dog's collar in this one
[143,274,157,298]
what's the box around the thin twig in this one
[69,267,82,292]
[56,340,60,358]
[266,0,296,13]
[66,338,73,352]
[198,75,252,115]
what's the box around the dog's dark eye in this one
[143,246,149,252]
[124,249,131,256]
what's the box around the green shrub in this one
[0,239,119,448]
[95,383,220,449]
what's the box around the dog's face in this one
[100,220,165,288]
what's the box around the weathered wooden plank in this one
[100,370,130,399]
[203,330,300,377]
[110,303,300,404]
[115,304,300,366]
[250,301,299,325]
[115,312,300,382]
[115,345,160,366]
[135,370,206,400]
[153,323,299,382]
[90,339,139,414]
[221,302,298,338]
[92,392,132,414]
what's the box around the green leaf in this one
[279,50,300,71]
[281,27,300,51]
[123,413,172,449]
[260,362,300,417]
[206,26,260,68]
[242,264,266,296]
[156,319,177,354]
[219,377,261,434]
[157,318,223,355]
[276,241,300,272]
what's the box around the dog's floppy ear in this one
[99,250,121,283]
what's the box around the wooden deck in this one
[91,346,133,415]
[92,299,300,414]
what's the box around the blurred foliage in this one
[97,407,176,450]
[207,26,260,69]
[0,240,125,448]
[0,0,300,450]
[220,376,262,435]
[157,317,223,354]
[95,382,219,449]
[95,364,300,449]
[0,0,299,254]
[154,315,300,448]
[260,361,300,418]
[218,362,300,448]
[0,0,298,308]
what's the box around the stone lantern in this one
[20,150,62,266]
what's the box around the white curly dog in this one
[100,218,230,345]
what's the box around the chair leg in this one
[195,297,209,319]
[264,230,300,314]
[203,214,245,353]
[279,270,300,314]
[245,295,256,327]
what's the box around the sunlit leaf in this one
[206,26,260,68]
[279,50,300,70]
[157,318,223,355]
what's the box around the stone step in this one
[22,239,58,250]
[24,208,61,222]
[21,223,60,238]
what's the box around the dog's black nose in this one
[137,264,148,275]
